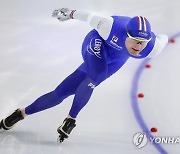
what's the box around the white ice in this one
[0,0,180,154]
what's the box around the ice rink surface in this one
[0,0,180,154]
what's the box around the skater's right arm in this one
[52,8,113,40]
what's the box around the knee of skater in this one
[90,72,106,84]
[54,87,70,99]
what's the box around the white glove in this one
[52,8,75,21]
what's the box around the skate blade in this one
[57,135,65,143]
[57,133,69,143]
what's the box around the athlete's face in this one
[125,37,148,56]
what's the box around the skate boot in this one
[57,118,76,143]
[0,109,24,130]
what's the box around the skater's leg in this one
[57,33,108,141]
[67,61,126,119]
[57,76,102,141]
[69,76,96,118]
[57,77,97,141]
[56,76,95,142]
[68,36,108,118]
[0,70,86,130]
[24,70,86,115]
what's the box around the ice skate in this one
[57,118,76,143]
[0,109,24,130]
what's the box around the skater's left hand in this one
[52,8,74,21]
